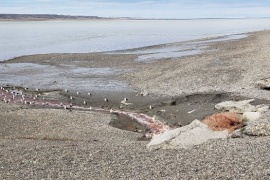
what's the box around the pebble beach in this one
[1,30,270,179]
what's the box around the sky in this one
[1,0,270,19]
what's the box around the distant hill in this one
[0,14,112,21]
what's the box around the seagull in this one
[64,89,68,92]
[76,91,80,95]
[89,106,92,110]
[104,98,108,102]
[149,105,152,110]
[36,88,40,91]
[83,101,87,105]
[87,92,92,96]
[70,96,73,100]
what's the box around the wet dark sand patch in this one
[2,84,269,139]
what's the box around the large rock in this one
[215,100,269,114]
[256,78,270,90]
[147,120,229,150]
[215,99,257,113]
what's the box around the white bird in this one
[76,91,80,95]
[83,101,87,105]
[89,106,92,110]
[64,89,68,92]
[104,98,108,102]
[149,105,152,110]
[87,92,92,96]
[36,88,40,91]
[70,96,73,100]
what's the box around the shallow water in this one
[1,19,270,61]
[0,63,132,92]
[118,34,247,62]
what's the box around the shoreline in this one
[1,29,270,178]
[0,29,261,62]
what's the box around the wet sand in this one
[1,30,270,179]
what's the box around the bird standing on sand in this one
[88,92,92,96]
[104,98,109,102]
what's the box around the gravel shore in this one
[1,30,270,179]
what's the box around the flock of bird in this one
[0,86,169,138]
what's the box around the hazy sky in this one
[1,0,270,18]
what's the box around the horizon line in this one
[1,13,270,20]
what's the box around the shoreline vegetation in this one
[1,29,270,178]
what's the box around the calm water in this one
[1,19,270,61]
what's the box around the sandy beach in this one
[1,30,270,179]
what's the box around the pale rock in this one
[215,99,257,113]
[256,104,269,113]
[243,112,261,123]
[255,78,270,90]
[147,120,229,150]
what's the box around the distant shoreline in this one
[1,14,270,21]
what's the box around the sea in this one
[1,18,270,61]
